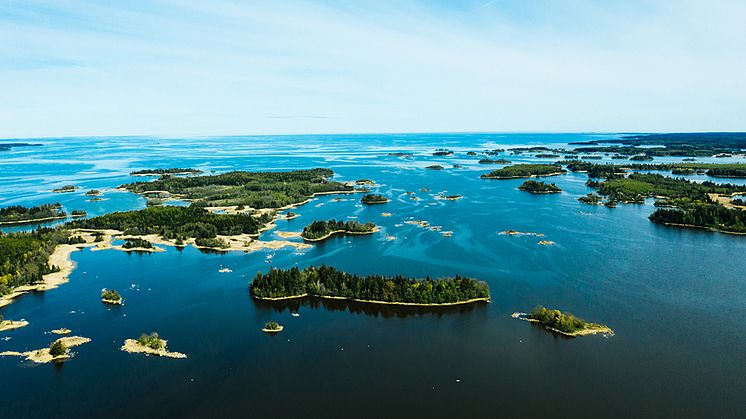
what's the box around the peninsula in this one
[130,168,202,176]
[0,203,66,225]
[250,265,490,306]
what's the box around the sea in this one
[1,133,745,418]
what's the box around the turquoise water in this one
[1,134,745,418]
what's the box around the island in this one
[101,288,122,305]
[513,306,613,337]
[301,219,377,242]
[71,210,87,218]
[425,165,444,170]
[130,168,202,176]
[262,321,284,333]
[121,332,187,358]
[85,189,101,196]
[52,185,76,193]
[517,180,562,194]
[432,149,454,156]
[120,168,354,208]
[387,152,414,157]
[122,238,155,251]
[0,203,66,225]
[481,164,565,179]
[629,154,654,161]
[0,315,28,332]
[250,265,491,306]
[0,336,91,363]
[478,158,512,164]
[360,194,389,205]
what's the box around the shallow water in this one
[1,134,745,418]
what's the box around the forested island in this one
[250,265,490,306]
[262,321,283,333]
[301,219,377,242]
[130,168,202,176]
[101,289,122,305]
[518,180,562,194]
[425,165,444,170]
[478,158,511,164]
[361,194,389,205]
[516,306,613,336]
[120,168,354,208]
[52,185,76,193]
[649,204,746,233]
[122,238,154,250]
[70,205,270,241]
[481,164,565,179]
[0,203,66,225]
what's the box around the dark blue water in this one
[1,134,745,418]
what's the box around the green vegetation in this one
[432,150,453,156]
[478,158,511,164]
[595,173,746,203]
[387,152,414,157]
[49,339,67,357]
[578,193,603,205]
[571,133,746,157]
[122,238,153,249]
[706,167,746,178]
[301,219,376,241]
[120,168,352,208]
[425,165,444,170]
[130,168,202,175]
[534,153,560,158]
[0,203,65,225]
[194,237,229,248]
[70,205,269,240]
[0,228,69,296]
[629,155,654,161]
[360,194,389,205]
[649,204,746,233]
[355,179,375,185]
[528,306,607,335]
[466,151,478,156]
[518,180,561,194]
[250,265,490,305]
[481,164,564,179]
[52,185,76,193]
[732,198,745,206]
[71,210,87,217]
[263,321,282,331]
[136,332,164,350]
[101,289,122,303]
[85,189,101,196]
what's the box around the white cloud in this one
[0,0,744,137]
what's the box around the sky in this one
[0,0,745,138]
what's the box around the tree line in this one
[250,265,490,305]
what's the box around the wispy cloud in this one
[0,0,744,137]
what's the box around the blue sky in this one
[1,0,744,137]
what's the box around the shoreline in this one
[511,312,614,337]
[0,336,91,363]
[120,339,187,359]
[0,243,81,308]
[482,171,565,180]
[652,221,746,235]
[301,228,378,242]
[0,320,29,332]
[0,215,67,226]
[253,294,490,307]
